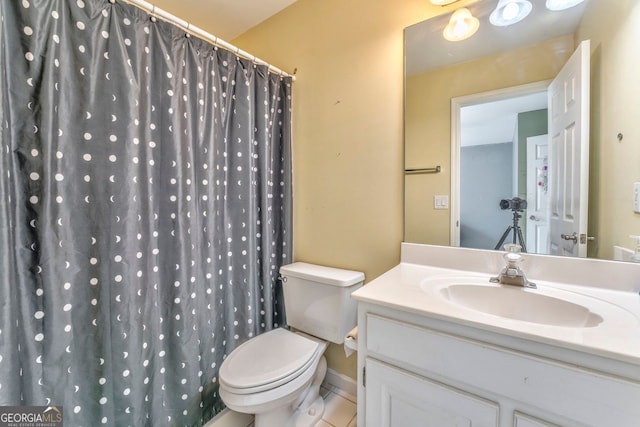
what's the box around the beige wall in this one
[232,0,436,277]
[404,36,574,245]
[231,0,447,379]
[577,0,640,259]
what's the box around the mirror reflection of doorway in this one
[526,134,550,254]
[453,40,591,255]
[457,88,548,251]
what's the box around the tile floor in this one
[245,384,357,427]
[318,384,357,427]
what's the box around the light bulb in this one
[453,20,469,38]
[502,2,520,21]
[546,0,586,11]
[490,0,532,26]
[443,8,479,42]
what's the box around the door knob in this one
[529,215,538,221]
[561,232,578,242]
[580,234,596,244]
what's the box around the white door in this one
[526,135,550,254]
[548,40,590,257]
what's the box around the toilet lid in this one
[220,328,321,391]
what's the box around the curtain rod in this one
[117,0,296,80]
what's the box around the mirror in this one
[404,0,640,261]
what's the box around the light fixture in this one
[545,0,586,11]
[490,0,532,26]
[443,8,480,42]
[430,0,459,5]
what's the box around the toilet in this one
[219,262,364,427]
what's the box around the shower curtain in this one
[0,0,292,425]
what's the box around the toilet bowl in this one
[218,262,364,427]
[220,328,328,427]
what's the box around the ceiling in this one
[151,0,299,40]
[461,92,548,147]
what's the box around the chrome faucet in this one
[490,246,536,289]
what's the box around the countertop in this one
[352,251,640,366]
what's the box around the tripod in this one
[494,209,527,252]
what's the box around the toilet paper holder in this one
[344,326,358,357]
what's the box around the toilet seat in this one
[220,328,323,395]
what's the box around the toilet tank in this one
[280,262,364,344]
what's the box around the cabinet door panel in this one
[365,358,498,427]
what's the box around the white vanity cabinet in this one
[356,305,640,427]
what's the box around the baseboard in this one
[204,408,253,427]
[323,368,358,397]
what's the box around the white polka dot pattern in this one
[0,0,292,426]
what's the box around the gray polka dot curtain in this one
[0,0,292,425]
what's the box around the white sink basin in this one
[440,284,603,327]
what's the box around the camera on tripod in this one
[494,196,528,252]
[499,197,527,211]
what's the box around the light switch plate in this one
[634,182,640,213]
[434,195,449,210]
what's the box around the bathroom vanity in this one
[352,244,640,427]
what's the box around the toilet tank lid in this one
[280,262,364,287]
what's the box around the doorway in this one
[451,81,550,251]
[451,40,591,256]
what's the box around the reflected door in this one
[548,40,590,257]
[526,135,550,254]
